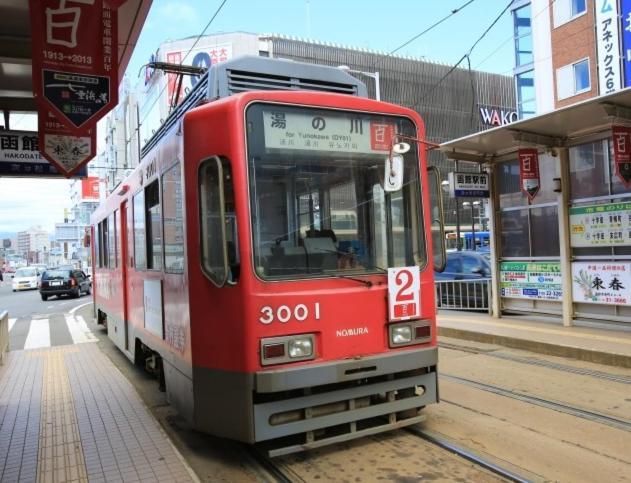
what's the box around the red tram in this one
[91,56,445,455]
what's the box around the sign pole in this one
[455,160,461,251]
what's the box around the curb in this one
[438,326,631,369]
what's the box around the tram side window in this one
[145,180,162,270]
[98,218,108,268]
[199,157,238,285]
[133,191,146,270]
[162,162,184,273]
[108,212,117,268]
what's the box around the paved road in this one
[0,280,94,350]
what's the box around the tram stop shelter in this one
[440,87,631,328]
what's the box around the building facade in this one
[17,227,49,263]
[512,0,631,118]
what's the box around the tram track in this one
[439,341,631,385]
[441,373,631,432]
[244,445,300,483]
[404,426,533,483]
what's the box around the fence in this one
[435,279,492,313]
[0,310,8,365]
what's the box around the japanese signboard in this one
[595,0,622,95]
[447,171,490,198]
[388,266,420,321]
[38,109,96,176]
[81,177,100,200]
[166,43,232,106]
[0,130,87,178]
[612,125,631,186]
[500,262,562,301]
[262,110,394,155]
[570,202,631,247]
[518,148,540,201]
[621,0,631,87]
[572,262,631,306]
[30,0,118,130]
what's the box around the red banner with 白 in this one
[518,148,540,201]
[612,125,631,187]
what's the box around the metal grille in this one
[435,279,492,313]
[227,69,358,96]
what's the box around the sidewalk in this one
[0,342,198,482]
[437,311,631,368]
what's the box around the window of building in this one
[145,180,162,270]
[553,0,586,27]
[516,70,536,118]
[133,190,146,269]
[513,4,533,67]
[557,58,590,100]
[162,162,184,273]
[496,155,560,258]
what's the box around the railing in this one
[435,279,492,314]
[0,310,8,365]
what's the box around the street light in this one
[462,200,481,251]
[337,65,380,101]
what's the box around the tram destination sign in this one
[0,129,86,178]
[447,171,489,198]
[263,110,395,155]
[500,262,562,301]
[573,262,631,306]
[570,202,631,247]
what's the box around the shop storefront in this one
[440,88,631,326]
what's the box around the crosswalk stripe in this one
[64,314,98,344]
[23,319,51,350]
[8,318,16,332]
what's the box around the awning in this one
[439,87,631,161]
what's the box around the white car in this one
[12,267,39,291]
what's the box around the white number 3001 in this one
[259,303,321,324]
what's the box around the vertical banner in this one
[595,0,622,95]
[621,0,631,87]
[518,148,540,201]
[30,0,119,130]
[612,125,631,187]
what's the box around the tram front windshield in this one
[245,103,426,280]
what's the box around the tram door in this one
[121,200,131,352]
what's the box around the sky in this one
[0,0,515,235]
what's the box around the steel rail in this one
[405,426,533,483]
[442,374,631,432]
[439,341,631,385]
[244,445,300,483]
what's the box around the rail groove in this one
[442,373,631,432]
[439,342,631,385]
[405,426,533,483]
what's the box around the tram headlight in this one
[288,337,313,358]
[391,325,413,345]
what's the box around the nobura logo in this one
[479,106,518,126]
[336,327,369,337]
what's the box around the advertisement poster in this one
[518,148,540,201]
[500,262,562,301]
[572,262,631,305]
[570,202,631,247]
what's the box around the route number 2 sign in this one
[388,266,420,321]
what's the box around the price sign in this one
[388,266,420,321]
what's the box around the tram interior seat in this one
[303,237,337,271]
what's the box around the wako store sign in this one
[479,105,518,127]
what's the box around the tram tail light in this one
[260,334,316,366]
[389,321,432,348]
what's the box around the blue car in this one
[435,251,491,309]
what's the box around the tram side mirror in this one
[384,155,404,192]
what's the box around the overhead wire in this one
[138,0,230,128]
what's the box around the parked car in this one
[12,267,39,291]
[435,251,491,309]
[39,268,91,301]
